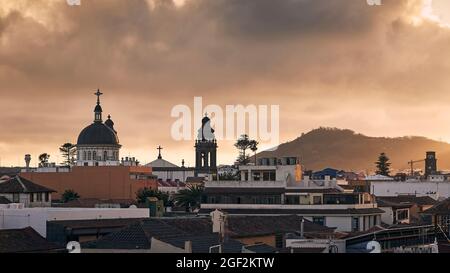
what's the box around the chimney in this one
[24,154,31,171]
[184,241,192,253]
[211,209,225,233]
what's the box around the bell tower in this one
[195,114,218,177]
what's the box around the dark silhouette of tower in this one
[195,114,217,177]
[425,151,437,178]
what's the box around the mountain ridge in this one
[257,127,450,172]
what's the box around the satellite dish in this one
[367,241,381,253]
[66,241,81,253]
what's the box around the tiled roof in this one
[278,246,327,253]
[199,208,385,216]
[55,198,137,208]
[244,243,277,253]
[422,197,450,215]
[155,234,243,253]
[146,158,179,168]
[0,176,55,194]
[377,196,437,207]
[0,196,11,204]
[83,218,196,250]
[226,215,335,238]
[205,188,285,194]
[49,218,145,229]
[0,227,64,253]
[158,180,187,187]
[285,188,342,193]
[186,177,205,183]
[83,215,336,251]
[376,198,413,209]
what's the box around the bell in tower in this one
[194,113,218,177]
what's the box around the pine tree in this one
[59,143,76,166]
[375,152,391,176]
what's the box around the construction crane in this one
[408,159,425,176]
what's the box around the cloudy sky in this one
[1,0,450,167]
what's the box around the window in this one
[352,217,360,232]
[104,151,108,161]
[252,172,261,181]
[83,151,86,160]
[93,151,97,160]
[30,193,34,203]
[263,171,276,181]
[396,209,409,222]
[13,193,19,203]
[312,217,325,226]
[45,192,49,202]
[88,151,92,160]
[269,172,276,181]
[313,196,322,205]
[285,196,300,205]
[37,193,42,202]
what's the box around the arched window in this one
[88,151,91,160]
[93,151,97,161]
[104,151,108,161]
[83,151,86,160]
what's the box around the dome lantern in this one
[94,89,103,123]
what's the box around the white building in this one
[370,180,450,200]
[200,162,383,232]
[0,207,149,237]
[145,149,195,183]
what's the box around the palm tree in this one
[59,143,76,166]
[174,185,204,212]
[61,189,80,203]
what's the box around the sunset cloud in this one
[0,0,450,167]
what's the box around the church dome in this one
[77,122,119,146]
[94,104,103,113]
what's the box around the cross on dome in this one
[95,89,103,105]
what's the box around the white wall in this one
[150,238,185,253]
[153,170,195,183]
[286,239,346,253]
[371,181,450,200]
[0,207,149,237]
[325,216,352,232]
[380,206,394,225]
